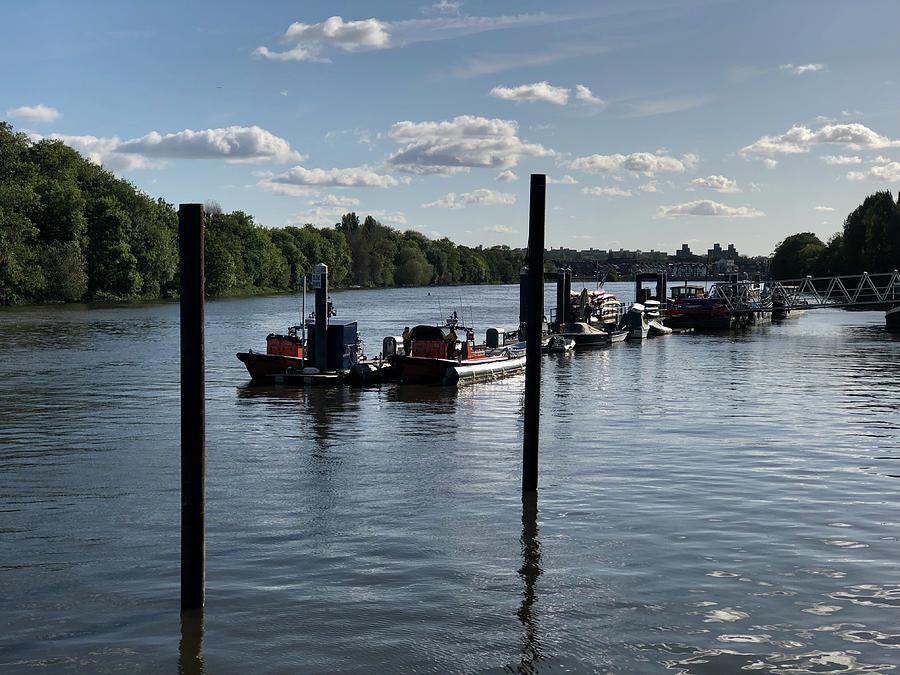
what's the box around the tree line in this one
[771,191,900,279]
[0,122,524,305]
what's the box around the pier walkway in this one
[707,270,900,312]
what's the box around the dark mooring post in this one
[519,266,529,331]
[523,174,546,493]
[179,204,205,611]
[313,263,329,371]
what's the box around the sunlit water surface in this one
[1,283,899,673]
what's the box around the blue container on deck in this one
[306,319,358,371]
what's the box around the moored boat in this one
[559,321,610,346]
[237,328,305,380]
[542,335,575,353]
[621,303,650,339]
[390,324,525,384]
[887,305,900,333]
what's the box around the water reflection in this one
[515,492,543,674]
[387,383,459,411]
[178,609,205,675]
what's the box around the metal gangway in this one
[703,270,900,313]
[766,270,900,310]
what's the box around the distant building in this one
[707,243,739,261]
[675,243,693,259]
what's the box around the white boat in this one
[643,299,661,319]
[621,303,649,339]
[542,335,575,353]
[648,319,673,336]
[559,322,610,346]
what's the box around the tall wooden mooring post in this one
[522,175,546,493]
[179,204,205,611]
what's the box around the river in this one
[1,282,899,673]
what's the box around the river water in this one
[1,282,899,673]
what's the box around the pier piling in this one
[178,204,205,611]
[313,263,329,371]
[522,175,546,494]
[519,266,529,331]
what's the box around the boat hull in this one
[237,352,305,379]
[390,354,524,384]
[887,306,900,333]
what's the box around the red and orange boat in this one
[389,323,526,385]
[237,327,305,380]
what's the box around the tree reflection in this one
[516,491,543,673]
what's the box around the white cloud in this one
[570,151,697,177]
[582,186,633,198]
[484,224,515,233]
[496,169,518,182]
[814,206,835,212]
[115,126,302,163]
[689,175,739,193]
[638,181,660,193]
[547,174,578,184]
[423,188,515,209]
[260,165,400,194]
[291,206,407,227]
[26,132,155,171]
[820,154,862,165]
[741,122,900,161]
[6,104,61,123]
[257,12,567,62]
[388,114,553,174]
[453,43,610,79]
[655,199,764,218]
[256,16,390,61]
[846,157,900,182]
[780,63,825,75]
[574,84,605,107]
[626,96,710,118]
[426,0,463,14]
[489,81,570,105]
[763,158,778,169]
[309,194,361,209]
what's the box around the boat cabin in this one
[671,285,706,302]
[266,327,304,358]
[407,324,485,361]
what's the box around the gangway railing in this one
[766,270,900,310]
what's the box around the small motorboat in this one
[542,335,575,353]
[648,319,673,336]
[559,321,610,346]
[607,328,628,343]
[621,303,650,339]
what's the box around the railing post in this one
[179,204,205,611]
[523,175,546,494]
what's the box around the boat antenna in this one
[438,297,443,325]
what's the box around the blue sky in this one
[4,0,900,255]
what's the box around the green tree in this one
[394,243,433,286]
[40,240,88,302]
[770,232,826,279]
[87,197,142,298]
